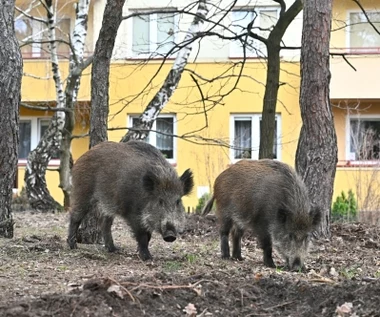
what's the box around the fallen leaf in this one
[336,302,353,316]
[184,303,197,316]
[107,284,124,299]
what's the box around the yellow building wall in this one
[104,60,302,209]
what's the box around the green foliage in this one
[194,192,212,214]
[332,189,358,222]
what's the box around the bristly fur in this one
[207,159,321,270]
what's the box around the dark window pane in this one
[156,117,173,159]
[19,121,31,159]
[350,119,380,160]
[234,119,252,159]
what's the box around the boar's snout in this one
[163,231,176,242]
[162,222,177,242]
[287,257,303,272]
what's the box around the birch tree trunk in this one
[24,0,65,212]
[59,0,92,210]
[78,0,126,244]
[259,0,302,159]
[24,0,92,212]
[0,0,23,237]
[295,0,337,238]
[121,0,208,142]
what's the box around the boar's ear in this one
[310,205,322,227]
[277,208,288,224]
[180,169,194,196]
[143,171,157,193]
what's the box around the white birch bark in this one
[59,0,91,209]
[121,0,209,142]
[24,0,91,211]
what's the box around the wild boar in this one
[67,140,194,261]
[202,159,320,270]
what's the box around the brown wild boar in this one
[67,140,194,261]
[202,159,320,270]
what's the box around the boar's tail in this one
[202,196,215,216]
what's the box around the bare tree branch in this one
[352,0,380,36]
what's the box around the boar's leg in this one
[135,230,152,261]
[219,217,233,259]
[231,226,244,261]
[259,235,276,268]
[102,216,117,252]
[67,208,88,249]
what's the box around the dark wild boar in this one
[67,141,194,261]
[202,159,320,271]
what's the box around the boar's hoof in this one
[263,257,276,268]
[221,255,231,260]
[67,238,78,250]
[139,250,153,261]
[163,231,177,242]
[232,255,244,261]
[105,245,118,253]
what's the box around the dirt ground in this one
[0,211,379,317]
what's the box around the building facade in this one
[16,0,380,214]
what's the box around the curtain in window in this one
[156,118,174,159]
[350,12,380,48]
[234,119,252,159]
[156,13,175,55]
[132,15,150,55]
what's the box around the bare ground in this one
[0,211,379,317]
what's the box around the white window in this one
[230,114,281,161]
[15,17,71,58]
[129,115,177,163]
[230,7,279,58]
[19,117,60,164]
[347,115,380,161]
[129,11,177,58]
[348,12,380,51]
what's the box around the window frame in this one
[127,9,178,59]
[229,113,282,162]
[128,114,177,164]
[18,117,60,166]
[346,113,380,163]
[347,10,380,54]
[229,6,280,58]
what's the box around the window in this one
[15,17,71,58]
[230,7,279,58]
[349,12,380,50]
[129,11,176,58]
[230,114,281,161]
[19,117,59,163]
[129,115,176,162]
[348,115,380,161]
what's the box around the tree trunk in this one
[259,0,303,159]
[78,0,126,244]
[120,0,208,142]
[259,45,281,159]
[24,0,66,212]
[0,0,23,237]
[89,0,126,148]
[295,0,337,238]
[59,0,92,210]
